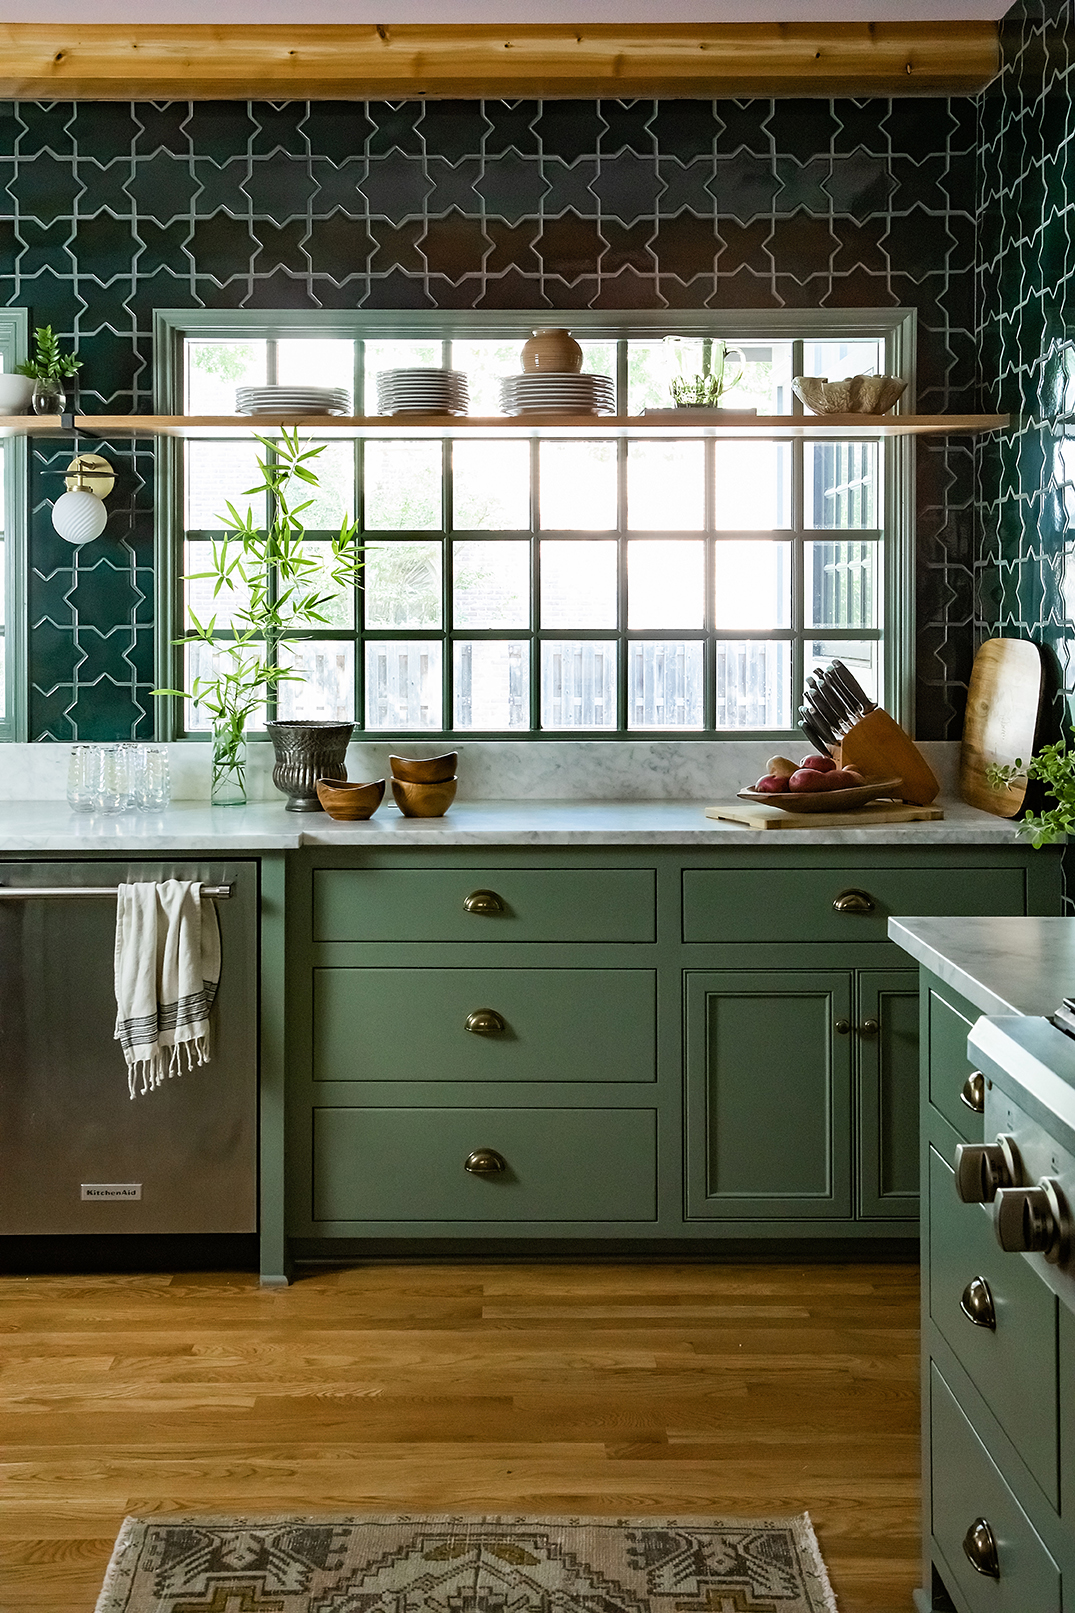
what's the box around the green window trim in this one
[153,307,916,744]
[0,308,28,743]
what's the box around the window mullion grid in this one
[791,433,806,739]
[442,432,453,733]
[530,435,541,731]
[703,435,716,732]
[354,340,366,730]
[616,432,629,732]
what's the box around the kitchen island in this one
[0,797,1059,1287]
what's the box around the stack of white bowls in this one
[376,369,469,416]
[236,385,352,417]
[499,373,615,416]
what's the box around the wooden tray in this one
[708,800,945,830]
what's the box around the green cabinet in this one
[274,842,1059,1266]
[685,969,853,1220]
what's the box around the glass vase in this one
[31,376,66,415]
[211,719,247,806]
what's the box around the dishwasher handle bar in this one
[0,882,233,900]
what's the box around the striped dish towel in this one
[113,881,221,1099]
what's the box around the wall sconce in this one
[51,453,114,546]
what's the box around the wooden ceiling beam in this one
[0,21,999,100]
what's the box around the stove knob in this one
[955,1142,1016,1203]
[994,1179,1072,1264]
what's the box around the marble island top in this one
[0,795,1042,851]
[889,916,1075,1018]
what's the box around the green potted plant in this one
[15,324,82,415]
[158,429,363,807]
[989,741,1075,846]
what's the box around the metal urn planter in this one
[266,720,355,812]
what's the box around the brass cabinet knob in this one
[832,888,876,914]
[465,1148,506,1174]
[834,1019,851,1035]
[962,1517,1000,1579]
[960,1275,997,1331]
[464,1008,506,1035]
[859,1019,879,1036]
[463,889,504,915]
[960,1070,986,1114]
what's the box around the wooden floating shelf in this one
[4,413,1011,442]
[0,22,1000,101]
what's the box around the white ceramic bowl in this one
[0,374,34,414]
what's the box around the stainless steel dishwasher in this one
[0,859,258,1235]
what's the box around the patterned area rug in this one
[95,1514,838,1613]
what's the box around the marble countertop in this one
[0,796,1040,851]
[889,916,1075,1018]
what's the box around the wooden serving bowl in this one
[389,751,458,783]
[315,777,385,820]
[391,777,458,817]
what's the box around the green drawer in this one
[931,1364,1060,1612]
[315,868,656,942]
[312,1106,657,1222]
[682,865,1026,944]
[929,986,985,1143]
[929,1148,1058,1506]
[314,968,656,1083]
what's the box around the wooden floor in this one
[0,1259,921,1613]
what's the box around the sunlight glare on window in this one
[185,441,266,529]
[539,442,616,530]
[713,540,791,630]
[276,339,354,395]
[452,439,530,529]
[185,341,267,414]
[540,540,617,628]
[627,442,704,530]
[453,540,529,628]
[713,441,791,529]
[454,640,529,729]
[364,441,442,530]
[628,539,705,629]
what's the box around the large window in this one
[0,310,27,742]
[156,310,914,740]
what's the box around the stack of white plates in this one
[500,373,616,416]
[236,385,351,417]
[376,369,469,416]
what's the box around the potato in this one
[788,768,835,792]
[765,755,797,779]
[826,769,864,790]
[798,754,836,772]
[753,774,788,793]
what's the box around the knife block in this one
[836,710,940,805]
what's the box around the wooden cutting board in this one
[707,801,944,830]
[959,637,1043,817]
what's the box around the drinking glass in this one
[96,744,131,814]
[133,745,171,810]
[66,744,98,812]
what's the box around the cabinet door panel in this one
[313,1106,657,1222]
[858,969,919,1219]
[314,869,656,942]
[683,865,1026,944]
[931,1364,1060,1613]
[929,986,984,1143]
[314,968,656,1084]
[685,970,852,1220]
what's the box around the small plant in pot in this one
[15,324,82,415]
[156,429,363,809]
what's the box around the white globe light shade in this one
[51,488,108,546]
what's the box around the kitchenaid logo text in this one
[80,1183,142,1200]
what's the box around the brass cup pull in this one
[465,1009,506,1035]
[465,1148,506,1175]
[960,1275,997,1331]
[832,888,876,914]
[834,1019,851,1036]
[962,1517,1000,1579]
[859,1019,879,1036]
[960,1070,986,1114]
[463,889,504,915]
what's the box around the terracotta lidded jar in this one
[520,328,583,374]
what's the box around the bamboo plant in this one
[158,429,363,804]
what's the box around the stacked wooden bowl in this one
[390,752,458,816]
